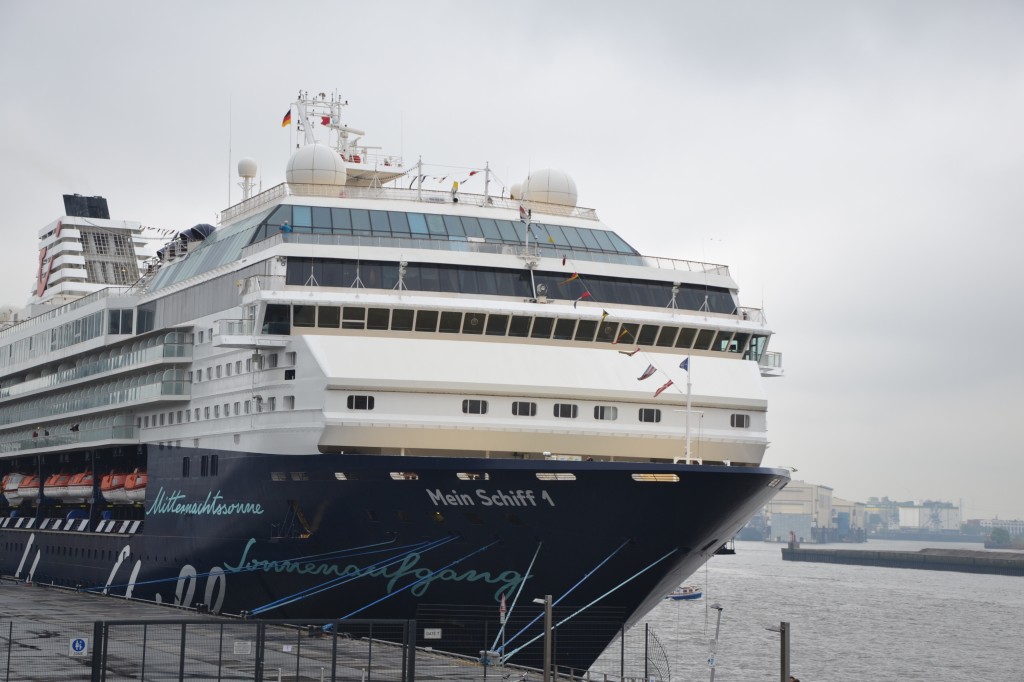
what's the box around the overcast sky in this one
[2,1,1022,520]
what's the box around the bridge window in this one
[462,399,488,415]
[553,403,578,419]
[730,414,750,428]
[512,401,537,417]
[347,395,375,411]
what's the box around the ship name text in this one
[146,487,265,516]
[427,488,555,507]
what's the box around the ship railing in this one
[0,374,190,428]
[760,350,783,369]
[240,231,729,277]
[0,335,192,402]
[0,286,134,340]
[735,307,767,325]
[0,424,138,454]
[216,317,256,336]
[220,182,600,225]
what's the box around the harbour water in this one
[638,539,1024,681]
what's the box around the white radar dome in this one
[237,157,258,178]
[286,144,347,187]
[521,169,577,207]
[509,182,523,200]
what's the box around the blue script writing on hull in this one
[224,538,527,600]
[146,487,265,516]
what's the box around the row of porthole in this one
[273,472,683,482]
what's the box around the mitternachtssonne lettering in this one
[146,487,264,516]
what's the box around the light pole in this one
[532,596,553,682]
[708,602,723,682]
[766,622,790,681]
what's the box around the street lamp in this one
[708,603,723,682]
[532,596,553,682]
[766,622,790,681]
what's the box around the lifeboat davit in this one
[43,472,71,501]
[17,474,41,501]
[2,473,25,506]
[101,472,129,504]
[125,470,147,503]
[65,471,94,502]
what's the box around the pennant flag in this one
[654,380,674,398]
[680,357,689,372]
[320,116,331,126]
[519,205,532,222]
[612,329,630,344]
[547,234,555,244]
[617,347,641,356]
[281,109,292,127]
[574,291,591,309]
[637,364,656,381]
[558,273,580,286]
[469,170,479,177]
[601,309,609,324]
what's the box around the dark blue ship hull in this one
[0,446,787,670]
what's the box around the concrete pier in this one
[781,547,1024,576]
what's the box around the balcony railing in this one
[0,425,138,454]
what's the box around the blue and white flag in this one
[680,358,689,372]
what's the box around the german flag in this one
[281,109,292,128]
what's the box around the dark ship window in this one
[271,472,287,481]
[504,513,524,526]
[553,404,578,419]
[390,472,419,481]
[289,472,309,481]
[512,402,537,417]
[594,406,618,421]
[463,511,484,525]
[334,472,349,481]
[396,511,411,523]
[462,400,488,415]
[639,409,662,423]
[346,395,375,410]
[456,472,489,481]
[730,414,750,428]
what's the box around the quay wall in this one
[781,547,1024,576]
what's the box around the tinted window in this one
[331,208,351,232]
[388,212,411,234]
[318,306,340,328]
[407,213,428,235]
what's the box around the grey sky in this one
[2,1,1022,519]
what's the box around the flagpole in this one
[685,356,692,465]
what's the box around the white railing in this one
[0,286,133,340]
[0,425,138,454]
[761,351,783,369]
[219,182,600,225]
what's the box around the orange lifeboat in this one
[17,474,40,501]
[2,473,25,507]
[101,472,129,504]
[125,469,147,503]
[43,472,71,501]
[66,471,94,502]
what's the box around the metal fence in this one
[0,615,669,682]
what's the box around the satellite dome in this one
[509,182,523,200]
[521,169,577,207]
[285,144,347,186]
[237,157,258,179]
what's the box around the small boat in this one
[65,471,94,502]
[43,472,71,500]
[2,473,25,506]
[16,474,40,501]
[100,472,129,504]
[125,469,147,503]
[666,585,702,601]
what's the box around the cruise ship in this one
[0,91,788,671]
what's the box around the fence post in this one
[7,620,14,682]
[295,629,301,682]
[330,623,338,682]
[367,623,373,682]
[178,623,187,682]
[254,622,266,682]
[619,623,625,681]
[90,621,104,682]
[141,624,148,681]
[405,619,417,682]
